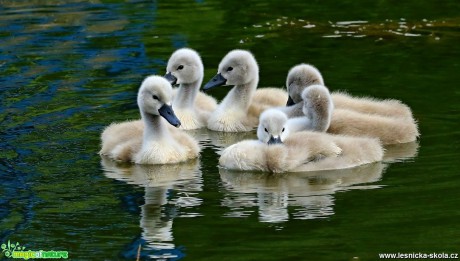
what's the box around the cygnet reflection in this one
[206,130,256,154]
[101,157,202,259]
[179,127,213,146]
[383,141,420,163]
[220,162,387,223]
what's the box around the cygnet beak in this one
[267,135,283,145]
[164,72,177,85]
[158,104,181,128]
[203,73,227,91]
[286,95,296,106]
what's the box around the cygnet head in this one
[301,84,333,132]
[138,76,181,127]
[203,49,259,90]
[257,109,290,145]
[164,48,204,85]
[286,64,324,106]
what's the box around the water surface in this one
[1,1,460,260]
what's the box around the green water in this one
[1,1,459,260]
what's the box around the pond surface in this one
[1,1,460,260]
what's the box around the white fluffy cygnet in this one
[100,76,200,164]
[164,48,217,129]
[203,49,288,132]
[219,109,384,173]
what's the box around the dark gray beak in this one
[158,104,181,128]
[203,73,227,91]
[286,95,296,106]
[267,136,283,145]
[164,72,177,85]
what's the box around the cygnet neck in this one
[287,116,311,133]
[141,110,169,142]
[221,77,258,111]
[304,104,331,132]
[286,102,305,118]
[173,78,202,109]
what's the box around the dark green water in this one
[1,1,460,260]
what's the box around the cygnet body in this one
[203,50,288,132]
[282,64,419,144]
[285,84,334,133]
[100,76,200,164]
[219,109,383,173]
[284,63,414,119]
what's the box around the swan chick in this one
[301,84,334,132]
[297,86,420,144]
[300,85,419,145]
[203,50,259,132]
[274,63,324,118]
[203,50,287,132]
[220,109,384,173]
[286,63,414,119]
[164,48,217,129]
[100,76,200,164]
[257,109,291,145]
[284,64,419,144]
[219,109,383,173]
[286,63,324,106]
[277,84,334,133]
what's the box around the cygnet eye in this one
[227,67,233,72]
[282,128,285,132]
[177,65,184,70]
[152,95,159,100]
[264,128,268,133]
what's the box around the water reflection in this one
[178,128,213,148]
[206,131,256,154]
[383,141,419,163]
[220,162,387,223]
[101,157,203,259]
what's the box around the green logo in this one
[1,241,26,258]
[1,240,68,260]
